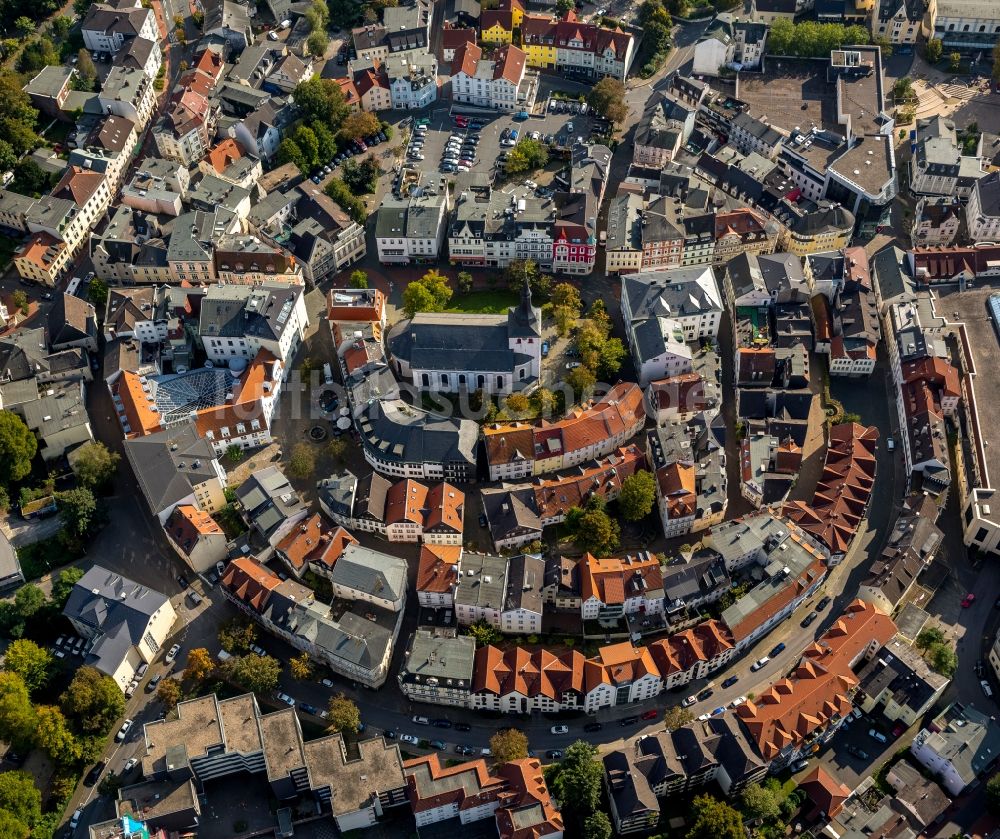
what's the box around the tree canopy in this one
[60,666,126,736]
[505,138,549,176]
[71,441,120,490]
[3,640,51,694]
[222,653,282,694]
[0,411,36,487]
[183,648,215,683]
[618,471,656,521]
[587,78,628,123]
[402,270,453,316]
[686,794,746,839]
[550,741,603,832]
[489,728,529,763]
[566,504,620,556]
[327,693,361,733]
[766,19,869,57]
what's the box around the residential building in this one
[911,196,961,246]
[648,619,736,687]
[404,754,506,828]
[0,532,24,593]
[163,504,228,574]
[966,169,1000,240]
[385,48,438,109]
[583,642,662,711]
[472,645,586,714]
[273,513,356,580]
[520,10,635,81]
[234,466,308,558]
[451,43,530,112]
[388,281,541,394]
[911,702,1000,794]
[327,542,407,612]
[64,565,176,691]
[632,89,699,169]
[604,193,645,274]
[326,287,387,343]
[454,553,544,635]
[480,0,523,44]
[872,0,933,43]
[441,26,476,61]
[693,14,768,75]
[398,630,476,707]
[416,544,462,608]
[580,552,665,620]
[81,0,159,55]
[202,0,254,48]
[621,266,724,344]
[855,635,950,725]
[375,191,449,264]
[48,293,98,353]
[713,207,779,265]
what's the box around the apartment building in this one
[375,192,449,264]
[454,553,544,635]
[519,9,635,81]
[398,630,476,707]
[579,552,665,620]
[451,43,529,112]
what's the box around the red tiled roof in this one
[221,555,280,611]
[416,544,462,593]
[648,620,733,676]
[495,759,564,839]
[800,766,851,820]
[493,44,526,84]
[473,645,585,699]
[451,40,482,76]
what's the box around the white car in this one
[124,680,138,698]
[730,695,747,708]
[249,644,266,656]
[697,713,711,721]
[400,733,419,745]
[164,644,180,664]
[70,809,83,829]
[407,153,425,161]
[123,757,138,773]
[682,695,697,708]
[550,724,569,734]
[276,692,295,706]
[115,719,133,742]
[750,656,770,671]
[320,678,334,688]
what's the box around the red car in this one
[454,116,468,126]
[640,709,659,721]
[962,593,976,608]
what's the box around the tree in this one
[928,642,958,676]
[61,667,126,735]
[290,652,313,681]
[219,618,256,653]
[307,30,329,58]
[0,771,40,831]
[504,138,549,175]
[663,706,694,731]
[183,648,215,683]
[327,693,361,733]
[3,640,51,694]
[928,37,943,64]
[871,34,893,55]
[73,0,93,16]
[618,471,656,521]
[552,741,603,830]
[33,705,80,766]
[313,121,337,163]
[569,507,620,556]
[987,774,1000,814]
[490,728,529,763]
[0,673,36,750]
[504,392,531,417]
[597,337,626,378]
[72,441,120,490]
[566,365,597,398]
[584,812,613,839]
[225,444,244,462]
[287,442,317,479]
[402,269,453,316]
[327,438,347,463]
[740,782,782,822]
[686,794,746,839]
[551,282,582,313]
[88,277,109,310]
[340,111,380,141]
[12,586,45,622]
[350,269,369,288]
[466,618,503,647]
[0,811,28,839]
[457,271,474,294]
[11,291,28,315]
[75,49,97,91]
[341,156,382,195]
[294,125,320,170]
[57,487,97,536]
[223,654,282,694]
[916,626,945,650]
[9,161,50,198]
[277,138,307,173]
[587,77,628,124]
[293,78,349,130]
[18,38,60,74]
[949,51,961,71]
[325,177,367,223]
[50,567,84,609]
[556,0,574,13]
[156,677,182,711]
[0,412,37,487]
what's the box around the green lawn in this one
[445,290,519,314]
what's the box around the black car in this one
[478,514,488,527]
[801,611,818,628]
[816,595,831,610]
[383,729,397,739]
[583,722,603,733]
[722,675,739,688]
[546,749,563,760]
[620,716,639,727]
[845,744,869,760]
[84,761,106,787]
[177,574,189,589]
[770,642,786,657]
[454,722,471,732]
[432,719,453,729]
[697,688,714,702]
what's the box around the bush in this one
[325,177,367,223]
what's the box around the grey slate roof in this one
[398,630,475,689]
[358,399,478,472]
[622,266,722,323]
[124,426,220,516]
[327,543,407,604]
[198,284,303,344]
[389,314,530,374]
[317,471,357,520]
[236,466,305,538]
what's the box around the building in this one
[64,566,176,691]
[388,280,541,394]
[580,552,665,621]
[933,0,1000,52]
[81,0,159,56]
[855,635,950,725]
[632,89,700,169]
[910,702,1000,794]
[451,42,531,112]
[327,542,408,613]
[966,169,1000,241]
[385,48,438,110]
[404,754,506,828]
[398,630,476,708]
[163,504,228,574]
[472,645,586,713]
[416,544,462,608]
[234,466,308,558]
[454,553,545,635]
[375,191,449,264]
[520,10,635,81]
[872,0,933,44]
[911,196,961,246]
[123,425,227,523]
[48,293,98,353]
[0,531,24,593]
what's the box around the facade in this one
[375,192,449,264]
[911,702,1000,794]
[966,170,1000,241]
[398,630,476,707]
[520,10,635,81]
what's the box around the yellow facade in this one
[482,23,513,44]
[524,43,556,67]
[785,227,852,257]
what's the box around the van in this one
[868,728,887,744]
[322,363,333,385]
[187,590,202,606]
[983,679,993,698]
[887,437,895,451]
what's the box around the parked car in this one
[454,722,471,732]
[751,656,770,671]
[583,722,603,732]
[730,695,747,708]
[124,680,138,698]
[383,729,397,739]
[249,644,266,657]
[816,595,831,610]
[70,808,84,828]
[868,728,887,743]
[165,644,180,664]
[962,593,976,608]
[721,675,739,688]
[84,761,106,786]
[801,611,818,627]
[276,692,295,706]
[620,716,639,727]
[432,719,453,729]
[682,695,698,707]
[146,674,162,693]
[790,759,810,772]
[696,688,714,702]
[711,706,725,716]
[546,749,563,760]
[399,734,419,745]
[697,712,711,721]
[115,719,133,742]
[429,739,446,750]
[641,708,658,720]
[513,111,530,120]
[845,744,869,760]
[176,574,189,589]
[541,340,549,356]
[550,724,569,734]
[413,715,431,725]
[770,642,786,657]
[123,757,139,773]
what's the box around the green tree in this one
[402,269,453,316]
[916,626,945,650]
[489,728,529,763]
[0,811,28,839]
[226,444,244,462]
[597,336,626,378]
[3,640,51,693]
[871,34,893,55]
[341,157,382,194]
[617,471,657,522]
[687,794,746,839]
[52,15,73,38]
[740,782,782,822]
[457,271,474,294]
[313,121,337,163]
[156,677,182,711]
[928,37,943,64]
[928,642,958,676]
[277,138,307,173]
[892,76,914,102]
[219,618,256,654]
[183,648,215,683]
[325,177,367,223]
[987,774,1000,814]
[584,812,613,839]
[504,392,531,417]
[294,125,320,170]
[504,138,549,175]
[57,487,97,536]
[293,77,349,130]
[9,161,49,197]
[663,706,694,731]
[0,411,37,486]
[287,442,316,479]
[0,672,36,750]
[551,282,582,313]
[566,365,597,398]
[11,291,28,315]
[327,693,361,733]
[556,0,574,13]
[75,49,97,91]
[223,653,282,694]
[18,38,60,74]
[307,30,329,57]
[339,111,380,141]
[327,438,347,463]
[465,618,503,647]
[552,741,603,830]
[569,507,620,556]
[0,770,41,830]
[71,441,120,490]
[33,705,80,767]
[949,51,961,71]
[290,652,313,680]
[50,567,84,609]
[587,77,628,124]
[13,586,45,623]
[88,277,109,310]
[61,666,126,736]
[73,0,93,15]
[350,269,369,288]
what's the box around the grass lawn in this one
[445,289,519,314]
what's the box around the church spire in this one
[520,274,532,313]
